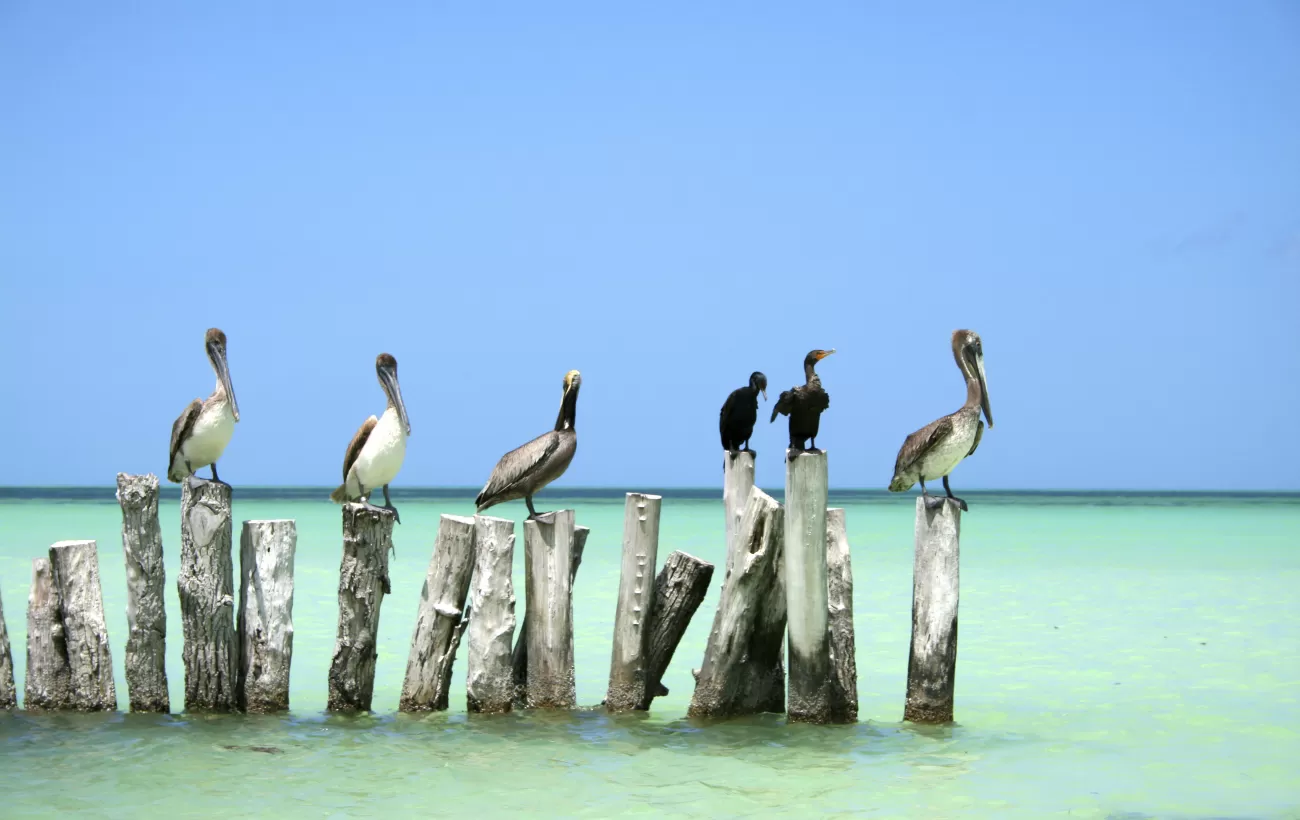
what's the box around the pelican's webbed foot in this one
[943,476,969,512]
[209,462,232,489]
[920,479,945,511]
[381,484,401,525]
[524,495,543,520]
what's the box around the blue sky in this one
[1,2,1297,490]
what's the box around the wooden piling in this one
[178,478,237,711]
[237,519,297,713]
[689,486,786,718]
[639,550,713,710]
[328,503,394,712]
[49,541,117,711]
[825,508,858,722]
[512,524,587,704]
[519,510,579,708]
[0,587,16,709]
[723,451,755,574]
[466,515,516,713]
[605,493,662,712]
[24,558,71,710]
[904,497,961,724]
[400,514,475,712]
[116,473,169,713]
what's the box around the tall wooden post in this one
[178,478,237,711]
[328,503,394,712]
[521,510,578,708]
[784,451,841,723]
[605,493,661,712]
[49,540,117,711]
[904,497,961,723]
[400,514,475,712]
[237,519,297,713]
[512,524,587,704]
[0,587,17,709]
[466,515,516,713]
[825,508,858,722]
[116,473,170,713]
[723,451,755,574]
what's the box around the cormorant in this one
[719,371,767,453]
[770,349,834,454]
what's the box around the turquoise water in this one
[1,488,1297,818]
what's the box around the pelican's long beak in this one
[212,346,239,422]
[381,365,411,435]
[976,352,992,428]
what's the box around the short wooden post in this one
[784,451,841,723]
[0,587,17,709]
[605,493,662,711]
[25,558,72,710]
[825,508,858,722]
[177,478,237,711]
[639,550,714,710]
[400,515,476,712]
[723,451,755,574]
[466,515,516,713]
[328,503,394,712]
[116,473,169,713]
[689,486,786,718]
[512,524,587,703]
[520,510,578,708]
[49,540,117,711]
[904,497,961,723]
[237,519,297,713]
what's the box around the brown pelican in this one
[720,372,767,453]
[770,349,834,454]
[476,370,580,519]
[329,353,411,523]
[888,329,992,511]
[168,328,240,486]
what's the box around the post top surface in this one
[50,539,97,550]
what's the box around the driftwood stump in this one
[116,473,169,713]
[904,497,961,724]
[723,451,755,575]
[0,587,16,709]
[605,493,662,712]
[640,550,713,710]
[520,510,579,708]
[328,503,394,712]
[400,514,475,712]
[466,515,516,713]
[689,486,786,718]
[49,541,117,711]
[512,524,587,705]
[238,519,297,713]
[24,558,71,709]
[826,508,858,722]
[178,478,237,711]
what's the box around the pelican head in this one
[205,328,239,422]
[750,371,768,401]
[376,353,411,435]
[563,369,582,394]
[953,329,992,428]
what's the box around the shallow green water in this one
[1,489,1297,818]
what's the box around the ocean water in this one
[0,487,1297,818]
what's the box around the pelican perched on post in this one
[770,349,834,455]
[330,353,411,523]
[888,329,993,511]
[168,328,240,486]
[475,370,580,519]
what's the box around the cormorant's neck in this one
[554,387,578,431]
[804,361,819,385]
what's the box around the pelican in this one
[888,329,993,511]
[720,371,767,454]
[329,353,411,523]
[168,328,240,486]
[476,370,580,519]
[771,349,834,454]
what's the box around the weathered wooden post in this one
[328,503,394,712]
[116,473,169,713]
[519,510,579,708]
[0,587,16,709]
[237,519,297,713]
[49,541,117,711]
[904,497,961,724]
[512,524,587,703]
[400,514,475,712]
[689,486,786,718]
[466,515,516,713]
[605,493,662,712]
[825,508,858,721]
[24,558,71,709]
[640,550,714,710]
[178,478,237,711]
[723,451,755,573]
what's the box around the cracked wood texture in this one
[0,586,17,709]
[238,519,297,713]
[466,515,516,713]
[904,497,961,724]
[512,523,587,706]
[178,478,237,712]
[400,514,475,712]
[25,558,72,709]
[117,473,170,713]
[689,486,787,718]
[328,503,394,712]
[605,493,662,712]
[639,550,713,711]
[722,451,755,576]
[826,508,859,722]
[49,540,117,711]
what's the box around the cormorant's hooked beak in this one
[761,388,767,401]
[209,344,239,422]
[816,348,836,360]
[380,365,411,435]
[975,351,992,428]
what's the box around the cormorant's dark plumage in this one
[719,371,767,452]
[770,349,834,453]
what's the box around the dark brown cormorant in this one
[719,371,767,453]
[476,370,580,519]
[770,349,834,454]
[888,330,992,511]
